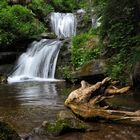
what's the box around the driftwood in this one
[65,77,140,125]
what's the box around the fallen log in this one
[65,77,140,125]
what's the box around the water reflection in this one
[0,81,68,133]
[106,91,140,111]
[16,82,59,106]
[0,83,21,107]
[0,81,66,108]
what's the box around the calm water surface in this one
[0,81,140,140]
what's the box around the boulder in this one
[41,111,91,137]
[23,111,93,139]
[40,32,57,39]
[42,119,85,136]
[72,59,106,83]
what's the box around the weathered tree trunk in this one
[65,77,111,105]
[65,77,140,125]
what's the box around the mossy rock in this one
[72,59,106,83]
[0,121,20,140]
[43,119,86,136]
[40,32,57,39]
[42,111,89,136]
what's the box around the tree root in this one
[65,77,140,125]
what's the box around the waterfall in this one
[8,12,77,82]
[51,12,77,38]
[8,39,62,82]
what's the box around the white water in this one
[92,16,101,28]
[51,12,77,38]
[8,12,77,83]
[8,39,62,83]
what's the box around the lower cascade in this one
[8,39,62,82]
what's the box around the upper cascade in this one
[8,39,62,82]
[51,12,77,39]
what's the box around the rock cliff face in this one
[0,42,29,75]
[55,39,72,79]
[75,9,92,34]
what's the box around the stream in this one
[0,81,140,140]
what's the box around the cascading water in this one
[8,39,62,82]
[8,12,77,83]
[51,12,77,38]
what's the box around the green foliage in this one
[0,121,21,140]
[78,0,94,10]
[46,120,68,136]
[50,0,94,12]
[62,66,72,80]
[100,0,140,47]
[98,0,140,82]
[50,0,79,12]
[28,0,54,20]
[0,0,8,10]
[0,30,16,46]
[106,53,126,81]
[71,29,102,68]
[44,118,87,136]
[0,3,45,46]
[93,0,107,17]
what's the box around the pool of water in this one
[0,81,140,140]
[0,81,70,133]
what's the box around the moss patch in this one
[0,121,20,140]
[43,118,88,136]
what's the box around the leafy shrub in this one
[28,0,54,20]
[0,4,45,46]
[106,53,126,81]
[93,0,107,17]
[0,0,8,10]
[50,0,79,12]
[0,30,16,46]
[100,0,140,49]
[71,29,102,69]
[98,0,140,82]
